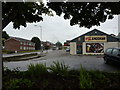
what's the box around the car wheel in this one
[104,57,109,64]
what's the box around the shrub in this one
[79,65,93,89]
[27,63,48,79]
[48,61,69,77]
[4,78,34,90]
[89,70,110,84]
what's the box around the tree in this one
[47,2,120,28]
[31,37,41,50]
[2,2,120,29]
[2,2,52,29]
[2,31,9,39]
[56,41,62,50]
[2,31,10,46]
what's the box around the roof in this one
[70,29,118,42]
[5,36,35,44]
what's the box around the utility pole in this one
[34,25,43,53]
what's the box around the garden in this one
[3,61,120,89]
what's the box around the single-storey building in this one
[4,37,35,51]
[64,40,70,49]
[70,29,120,55]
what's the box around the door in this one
[77,43,82,54]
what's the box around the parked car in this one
[66,48,70,52]
[103,47,120,64]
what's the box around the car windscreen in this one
[105,48,113,54]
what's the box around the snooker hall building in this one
[70,29,120,55]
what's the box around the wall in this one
[105,42,119,49]
[83,42,119,55]
[70,42,76,55]
[83,42,105,55]
[5,39,20,51]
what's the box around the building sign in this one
[85,36,107,42]
[86,43,104,53]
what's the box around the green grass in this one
[79,65,93,88]
[2,50,40,54]
[18,50,40,53]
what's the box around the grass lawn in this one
[2,50,40,54]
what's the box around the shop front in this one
[83,35,106,55]
[70,29,119,55]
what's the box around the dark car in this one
[66,48,70,52]
[103,48,120,64]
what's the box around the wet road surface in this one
[4,50,120,72]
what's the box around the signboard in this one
[85,36,107,42]
[86,43,104,53]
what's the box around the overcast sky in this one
[3,14,118,44]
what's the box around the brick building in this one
[4,37,35,51]
[42,41,55,50]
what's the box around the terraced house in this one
[4,37,35,51]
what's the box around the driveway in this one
[3,50,120,72]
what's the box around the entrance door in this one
[77,43,82,54]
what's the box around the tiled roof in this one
[10,36,34,43]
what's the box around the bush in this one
[48,61,69,77]
[27,63,48,79]
[89,70,110,84]
[4,78,34,90]
[79,65,93,89]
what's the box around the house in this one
[64,40,70,49]
[69,29,120,55]
[42,41,55,50]
[4,37,35,51]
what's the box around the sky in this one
[3,14,118,44]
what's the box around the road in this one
[3,50,120,72]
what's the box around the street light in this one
[34,25,43,53]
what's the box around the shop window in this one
[86,43,104,53]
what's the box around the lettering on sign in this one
[85,36,107,42]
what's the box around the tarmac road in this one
[3,50,120,72]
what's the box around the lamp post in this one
[34,25,43,53]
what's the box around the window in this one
[23,47,26,50]
[112,49,119,56]
[20,46,22,50]
[106,49,112,54]
[20,42,22,45]
[78,38,81,41]
[29,43,31,46]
